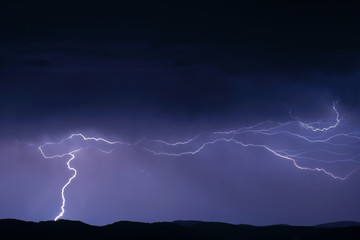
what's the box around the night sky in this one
[1,1,360,226]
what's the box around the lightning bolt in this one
[37,102,360,221]
[299,102,340,132]
[142,102,360,180]
[38,134,129,221]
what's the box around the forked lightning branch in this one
[38,103,360,221]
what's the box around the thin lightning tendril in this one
[37,102,360,221]
[299,103,340,132]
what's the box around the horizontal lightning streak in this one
[37,102,360,221]
[144,103,360,180]
[144,137,355,180]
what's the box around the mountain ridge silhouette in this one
[1,218,360,239]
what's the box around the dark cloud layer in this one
[1,2,360,120]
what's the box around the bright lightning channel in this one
[144,102,360,180]
[38,134,129,221]
[299,102,340,132]
[38,103,360,221]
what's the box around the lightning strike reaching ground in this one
[39,148,80,221]
[54,149,79,221]
[38,103,360,221]
[38,134,129,220]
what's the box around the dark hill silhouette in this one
[1,219,360,240]
[316,221,360,228]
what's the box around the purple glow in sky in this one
[1,1,360,227]
[1,102,359,225]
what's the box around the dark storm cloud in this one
[1,39,359,124]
